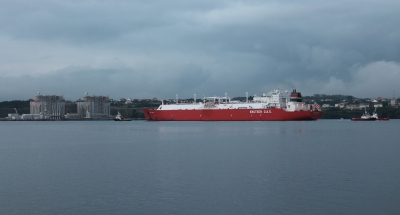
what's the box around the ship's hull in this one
[351,118,376,121]
[143,108,322,121]
[351,118,389,121]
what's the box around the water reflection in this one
[66,121,335,138]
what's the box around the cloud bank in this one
[1,0,400,101]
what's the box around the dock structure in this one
[29,93,65,120]
[76,94,111,119]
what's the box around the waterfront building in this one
[30,93,66,119]
[76,94,111,118]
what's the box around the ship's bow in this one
[142,109,152,120]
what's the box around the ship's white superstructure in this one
[157,89,311,112]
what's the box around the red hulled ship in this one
[143,89,323,121]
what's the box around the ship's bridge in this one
[253,89,289,108]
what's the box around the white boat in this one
[114,111,132,121]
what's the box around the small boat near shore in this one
[351,110,389,121]
[351,115,376,121]
[114,111,132,121]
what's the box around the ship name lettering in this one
[250,110,272,114]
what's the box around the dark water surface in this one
[1,120,399,214]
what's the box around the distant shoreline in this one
[0,118,146,121]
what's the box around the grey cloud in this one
[1,0,400,101]
[319,61,400,98]
[0,64,212,101]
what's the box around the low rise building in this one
[346,104,362,110]
[322,104,331,108]
[335,103,346,108]
[358,104,369,110]
[7,113,21,121]
[390,99,397,106]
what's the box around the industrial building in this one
[76,94,111,118]
[30,93,66,120]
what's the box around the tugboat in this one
[351,108,389,121]
[114,111,132,121]
[371,110,389,121]
[351,111,376,121]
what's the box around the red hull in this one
[351,118,389,121]
[351,118,376,121]
[142,108,323,121]
[376,118,389,121]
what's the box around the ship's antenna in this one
[176,94,178,104]
[246,92,248,103]
[194,94,196,104]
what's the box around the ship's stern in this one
[310,110,323,120]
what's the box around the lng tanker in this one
[143,89,323,121]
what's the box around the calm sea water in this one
[0,120,399,215]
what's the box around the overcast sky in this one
[1,0,399,101]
